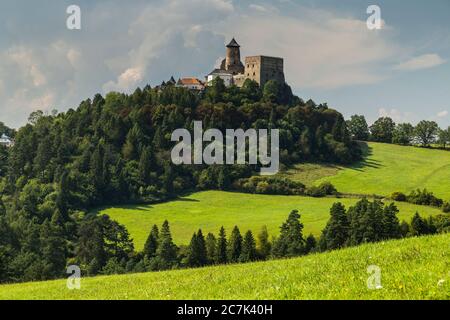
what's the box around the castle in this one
[206,38,285,88]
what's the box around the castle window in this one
[253,72,255,76]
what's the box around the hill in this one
[280,142,450,199]
[0,233,448,300]
[100,191,443,249]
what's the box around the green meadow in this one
[283,142,450,199]
[101,191,442,249]
[1,234,448,300]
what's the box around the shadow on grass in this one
[91,194,200,215]
[347,142,383,172]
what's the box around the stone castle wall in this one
[243,56,285,88]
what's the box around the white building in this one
[0,134,13,147]
[206,69,233,87]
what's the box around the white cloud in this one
[220,7,400,89]
[249,4,269,12]
[103,67,144,92]
[102,0,235,93]
[7,46,47,87]
[0,41,86,127]
[394,54,446,71]
[378,108,415,123]
[437,110,448,118]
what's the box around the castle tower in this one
[223,38,245,75]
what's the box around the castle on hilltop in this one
[159,38,285,91]
[206,38,285,88]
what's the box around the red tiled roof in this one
[178,78,203,85]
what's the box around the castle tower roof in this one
[226,38,240,48]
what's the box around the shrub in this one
[391,192,407,202]
[233,176,306,195]
[406,189,443,207]
[306,182,338,197]
[442,202,450,213]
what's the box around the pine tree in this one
[400,220,410,237]
[361,200,384,243]
[216,226,227,264]
[155,220,177,270]
[272,210,305,258]
[305,234,317,254]
[347,198,370,245]
[320,202,349,250]
[138,146,152,185]
[205,233,217,264]
[40,220,67,279]
[143,225,159,258]
[227,226,242,263]
[382,203,401,239]
[410,212,429,236]
[256,225,271,260]
[239,230,257,262]
[187,229,207,267]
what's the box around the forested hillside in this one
[0,79,361,283]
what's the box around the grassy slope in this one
[308,142,450,199]
[101,191,443,249]
[1,234,448,300]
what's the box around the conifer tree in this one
[216,226,228,264]
[381,203,402,239]
[143,225,159,258]
[305,234,317,254]
[155,220,177,269]
[239,230,257,262]
[410,212,429,236]
[256,225,271,260]
[187,229,207,267]
[227,226,242,263]
[138,146,152,185]
[205,233,217,264]
[40,220,67,279]
[272,210,305,258]
[320,202,349,250]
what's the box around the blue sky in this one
[0,0,449,128]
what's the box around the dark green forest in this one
[0,79,363,283]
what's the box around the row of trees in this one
[76,200,450,276]
[319,198,449,251]
[347,115,450,147]
[391,189,450,213]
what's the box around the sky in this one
[0,0,449,129]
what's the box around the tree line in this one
[347,115,450,148]
[391,189,450,213]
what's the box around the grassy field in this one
[284,142,450,199]
[1,234,448,300]
[277,162,340,186]
[100,191,443,249]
